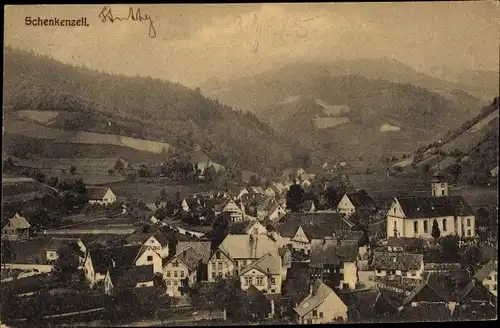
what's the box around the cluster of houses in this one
[1,169,497,323]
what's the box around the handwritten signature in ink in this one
[99,6,157,38]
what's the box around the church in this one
[386,172,476,239]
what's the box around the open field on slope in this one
[313,116,350,129]
[5,117,174,154]
[17,110,61,124]
[441,110,499,154]
[3,135,167,165]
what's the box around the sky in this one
[4,2,500,88]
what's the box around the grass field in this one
[5,116,173,154]
[17,110,61,124]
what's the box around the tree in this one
[249,175,260,187]
[114,159,125,172]
[210,213,230,250]
[69,165,77,175]
[286,184,305,212]
[159,188,168,202]
[447,163,462,183]
[462,245,481,274]
[431,219,441,241]
[54,242,81,285]
[439,235,460,262]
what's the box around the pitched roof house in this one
[87,187,117,206]
[348,287,399,322]
[44,237,86,264]
[104,264,155,295]
[125,231,170,258]
[2,213,31,241]
[275,213,352,253]
[372,251,424,282]
[176,241,211,264]
[473,260,497,296]
[337,190,377,216]
[219,234,280,274]
[228,220,268,235]
[239,253,283,294]
[449,278,497,320]
[309,236,359,290]
[294,280,348,324]
[163,246,206,297]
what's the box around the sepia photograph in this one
[1,2,499,326]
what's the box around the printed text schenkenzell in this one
[25,16,89,27]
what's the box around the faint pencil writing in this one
[98,6,157,38]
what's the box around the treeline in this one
[3,47,296,172]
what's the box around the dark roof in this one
[350,288,399,319]
[169,247,203,271]
[44,237,84,256]
[451,278,496,303]
[310,237,358,267]
[399,303,451,321]
[4,238,52,264]
[473,260,497,281]
[111,244,143,267]
[345,190,377,209]
[335,229,364,242]
[387,237,424,249]
[228,220,256,234]
[371,251,423,271]
[89,247,114,273]
[396,195,474,219]
[87,187,110,200]
[276,213,351,239]
[109,264,154,289]
[125,231,169,246]
[176,241,211,264]
[403,276,448,305]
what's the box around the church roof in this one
[396,195,474,219]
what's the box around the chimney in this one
[310,281,315,295]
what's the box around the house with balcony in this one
[239,253,283,294]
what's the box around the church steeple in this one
[431,171,448,197]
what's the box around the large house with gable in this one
[372,251,424,284]
[84,244,162,287]
[125,231,170,258]
[309,236,359,290]
[1,213,31,241]
[274,213,353,254]
[387,172,476,239]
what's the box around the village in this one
[1,160,498,326]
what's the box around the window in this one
[424,221,428,233]
[218,262,222,270]
[147,255,153,261]
[467,219,471,227]
[441,190,445,196]
[211,263,216,271]
[393,208,396,214]
[244,277,252,286]
[174,271,178,277]
[218,272,222,277]
[180,271,185,278]
[271,278,276,285]
[242,260,247,267]
[166,280,171,286]
[173,261,179,267]
[413,221,418,233]
[174,281,178,286]
[166,271,171,277]
[468,230,471,236]
[494,284,497,291]
[319,312,324,318]
[212,272,216,279]
[256,277,264,285]
[312,309,318,317]
[442,219,447,232]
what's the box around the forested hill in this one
[3,47,299,173]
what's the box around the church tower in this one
[431,171,448,197]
